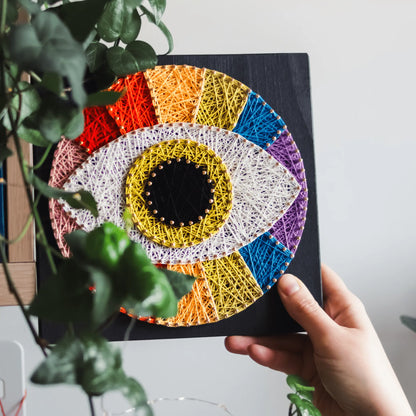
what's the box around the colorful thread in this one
[60,123,301,264]
[202,252,263,320]
[196,69,250,130]
[48,65,309,327]
[266,130,308,253]
[75,106,120,154]
[0,390,26,416]
[49,138,88,257]
[157,263,220,326]
[239,232,293,292]
[107,72,158,134]
[125,139,233,248]
[233,91,287,149]
[145,65,205,123]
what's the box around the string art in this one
[49,64,308,327]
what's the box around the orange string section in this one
[145,65,205,123]
[196,69,251,131]
[75,106,120,154]
[156,263,220,326]
[107,72,158,134]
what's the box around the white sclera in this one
[61,123,300,264]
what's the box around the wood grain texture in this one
[6,140,35,262]
[0,262,36,306]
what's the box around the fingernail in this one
[279,274,300,296]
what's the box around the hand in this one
[225,264,414,416]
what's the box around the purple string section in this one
[266,129,308,253]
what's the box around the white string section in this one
[61,123,301,264]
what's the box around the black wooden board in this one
[35,53,321,342]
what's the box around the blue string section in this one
[239,232,294,293]
[233,91,287,149]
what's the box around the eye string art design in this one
[48,65,308,327]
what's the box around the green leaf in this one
[86,42,108,73]
[6,0,19,25]
[148,0,166,24]
[64,229,88,259]
[40,73,64,96]
[84,64,117,93]
[28,260,93,323]
[31,334,83,385]
[8,12,87,106]
[160,269,195,300]
[86,90,123,107]
[400,315,416,333]
[84,222,131,271]
[32,333,150,411]
[139,5,173,54]
[120,8,141,44]
[0,125,13,165]
[97,0,140,42]
[2,82,41,131]
[287,394,321,416]
[3,63,19,92]
[125,0,143,7]
[89,269,117,327]
[30,174,98,217]
[117,378,150,412]
[32,96,85,142]
[123,207,134,232]
[55,0,108,42]
[107,41,157,76]
[17,0,41,14]
[117,242,165,299]
[287,375,315,401]
[123,276,178,318]
[17,124,50,147]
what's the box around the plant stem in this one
[0,0,7,35]
[0,243,48,357]
[35,233,65,260]
[12,133,57,274]
[33,143,53,170]
[0,211,33,245]
[88,395,96,416]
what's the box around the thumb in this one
[278,274,336,341]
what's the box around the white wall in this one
[2,0,416,414]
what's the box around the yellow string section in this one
[125,139,233,248]
[156,263,220,326]
[196,69,251,130]
[145,65,206,123]
[202,252,263,320]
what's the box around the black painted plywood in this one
[35,53,321,342]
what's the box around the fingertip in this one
[278,274,301,297]
[224,336,251,355]
[247,343,273,366]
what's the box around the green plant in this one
[0,1,183,415]
[1,3,324,415]
[286,375,321,416]
[400,315,416,333]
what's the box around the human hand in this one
[225,264,414,416]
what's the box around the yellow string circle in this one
[125,139,233,248]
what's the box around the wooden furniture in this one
[0,140,36,306]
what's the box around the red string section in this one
[75,106,121,154]
[107,72,158,134]
[0,390,26,416]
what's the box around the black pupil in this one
[144,159,214,226]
